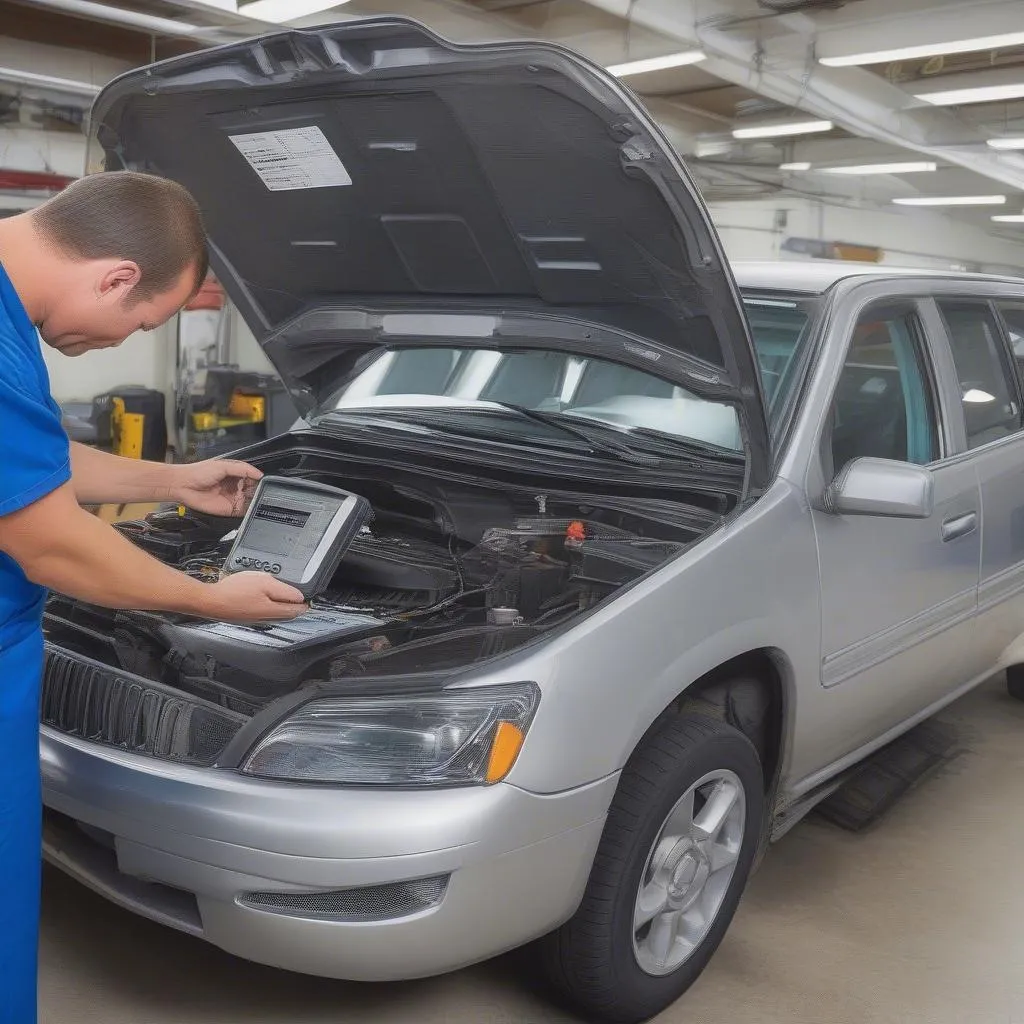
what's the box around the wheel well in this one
[655,650,788,795]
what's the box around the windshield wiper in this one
[324,405,662,466]
[487,404,663,466]
[619,424,745,463]
[493,405,750,471]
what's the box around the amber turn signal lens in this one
[485,721,526,783]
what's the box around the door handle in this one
[941,511,977,542]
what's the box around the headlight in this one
[241,682,540,786]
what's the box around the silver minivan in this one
[42,18,1024,1024]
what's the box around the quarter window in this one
[830,306,938,474]
[937,300,1020,449]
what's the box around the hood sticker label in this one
[229,126,352,191]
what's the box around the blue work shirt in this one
[0,259,71,1024]
[0,262,71,635]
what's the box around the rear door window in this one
[937,300,1021,449]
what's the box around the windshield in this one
[741,292,817,418]
[323,348,742,452]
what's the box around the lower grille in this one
[42,646,246,766]
[238,875,450,921]
[43,809,203,937]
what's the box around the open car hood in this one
[89,17,769,478]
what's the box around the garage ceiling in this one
[3,0,1024,241]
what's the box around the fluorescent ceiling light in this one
[240,0,349,22]
[992,214,1024,223]
[823,161,937,175]
[821,31,1024,67]
[916,82,1024,107]
[0,67,100,96]
[988,137,1024,151]
[779,161,811,171]
[607,51,706,76]
[732,120,833,140]
[893,195,1006,206]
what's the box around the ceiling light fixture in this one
[0,67,100,96]
[779,161,811,171]
[732,119,833,140]
[988,137,1024,151]
[822,161,937,175]
[893,195,1006,206]
[916,82,1024,107]
[820,31,1024,67]
[240,0,350,22]
[607,51,706,76]
[992,214,1024,223]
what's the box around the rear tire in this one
[1007,664,1024,701]
[540,713,763,1024]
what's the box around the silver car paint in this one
[41,265,1024,980]
[42,731,615,978]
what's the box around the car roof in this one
[731,260,1024,296]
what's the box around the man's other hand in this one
[202,572,308,622]
[172,460,262,517]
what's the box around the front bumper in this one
[41,727,616,980]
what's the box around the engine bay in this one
[43,434,736,717]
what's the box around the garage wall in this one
[1,35,143,400]
[42,325,177,403]
[709,198,1024,275]
[229,313,276,374]
[0,35,128,90]
[0,125,86,185]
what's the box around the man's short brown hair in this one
[33,170,209,302]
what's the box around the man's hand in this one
[0,482,309,621]
[70,445,266,514]
[200,572,308,623]
[172,460,263,517]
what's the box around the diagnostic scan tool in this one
[225,476,371,599]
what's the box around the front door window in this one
[829,305,938,475]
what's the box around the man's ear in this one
[96,260,142,302]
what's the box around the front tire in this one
[541,713,763,1024]
[1007,664,1024,701]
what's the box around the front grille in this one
[238,875,450,922]
[42,646,246,766]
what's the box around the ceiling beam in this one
[159,0,335,34]
[574,0,1024,192]
[10,0,229,42]
[808,0,1024,66]
[0,1,197,60]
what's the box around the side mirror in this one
[824,457,934,519]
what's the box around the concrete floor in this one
[39,676,1024,1024]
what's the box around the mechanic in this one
[0,171,307,1023]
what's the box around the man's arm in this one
[70,442,261,516]
[70,441,180,505]
[0,480,307,621]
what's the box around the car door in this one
[940,296,1024,667]
[809,294,982,756]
